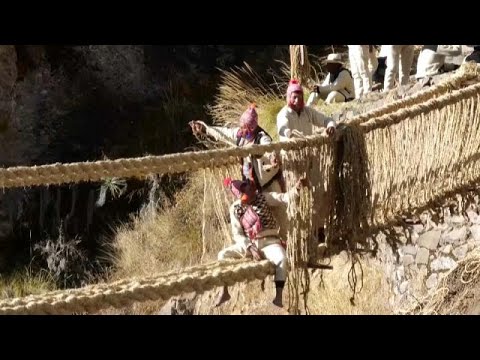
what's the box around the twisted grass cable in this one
[0,259,275,315]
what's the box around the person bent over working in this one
[216,177,307,307]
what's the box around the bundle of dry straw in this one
[289,45,312,86]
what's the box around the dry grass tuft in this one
[111,174,205,279]
[0,268,55,300]
[307,255,392,315]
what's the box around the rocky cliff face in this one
[0,45,16,132]
[0,45,19,268]
[0,45,184,271]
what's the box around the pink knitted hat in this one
[223,177,244,199]
[239,103,258,129]
[286,79,303,99]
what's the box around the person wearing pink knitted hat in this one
[276,79,336,257]
[215,176,308,308]
[190,103,283,193]
[276,79,336,142]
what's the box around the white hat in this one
[325,53,344,65]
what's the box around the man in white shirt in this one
[276,80,336,258]
[277,79,336,142]
[189,104,281,192]
[307,53,355,105]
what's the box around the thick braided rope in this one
[346,63,480,126]
[361,81,480,226]
[0,66,479,189]
[411,249,480,315]
[359,81,480,133]
[0,259,275,315]
[0,135,329,188]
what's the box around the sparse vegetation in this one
[33,224,102,288]
[111,174,206,279]
[207,63,284,126]
[307,257,392,315]
[0,267,55,299]
[96,178,128,208]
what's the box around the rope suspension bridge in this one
[1,64,479,315]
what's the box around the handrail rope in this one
[0,259,274,315]
[0,65,478,189]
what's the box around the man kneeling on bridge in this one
[216,177,307,308]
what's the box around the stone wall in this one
[373,190,480,311]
